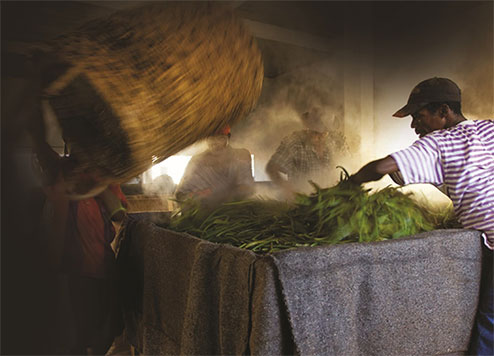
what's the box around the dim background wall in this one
[231,1,493,188]
[369,1,494,201]
[372,1,493,157]
[2,1,492,185]
[1,1,493,354]
[232,1,493,196]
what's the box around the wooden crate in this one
[126,194,176,213]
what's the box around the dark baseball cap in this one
[393,77,461,117]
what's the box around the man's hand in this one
[278,180,296,201]
[266,160,296,200]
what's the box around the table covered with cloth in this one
[117,216,483,355]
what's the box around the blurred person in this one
[349,77,493,356]
[175,125,254,210]
[265,107,334,199]
[33,135,128,355]
[146,174,176,195]
[14,50,129,354]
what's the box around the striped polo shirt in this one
[390,119,494,249]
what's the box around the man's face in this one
[410,107,445,138]
[310,131,329,149]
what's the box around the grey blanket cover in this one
[118,218,483,355]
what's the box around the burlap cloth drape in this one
[118,217,482,355]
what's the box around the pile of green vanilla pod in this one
[169,170,460,253]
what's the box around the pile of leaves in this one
[170,171,460,253]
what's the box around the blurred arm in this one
[266,159,295,199]
[266,159,286,186]
[99,185,128,222]
[231,149,255,200]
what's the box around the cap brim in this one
[392,102,427,118]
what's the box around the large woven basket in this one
[42,2,263,193]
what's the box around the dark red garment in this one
[62,185,127,279]
[68,275,122,354]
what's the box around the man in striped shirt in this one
[349,77,493,355]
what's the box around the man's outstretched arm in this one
[350,155,399,184]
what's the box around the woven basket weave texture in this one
[46,2,263,183]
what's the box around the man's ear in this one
[440,104,450,117]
